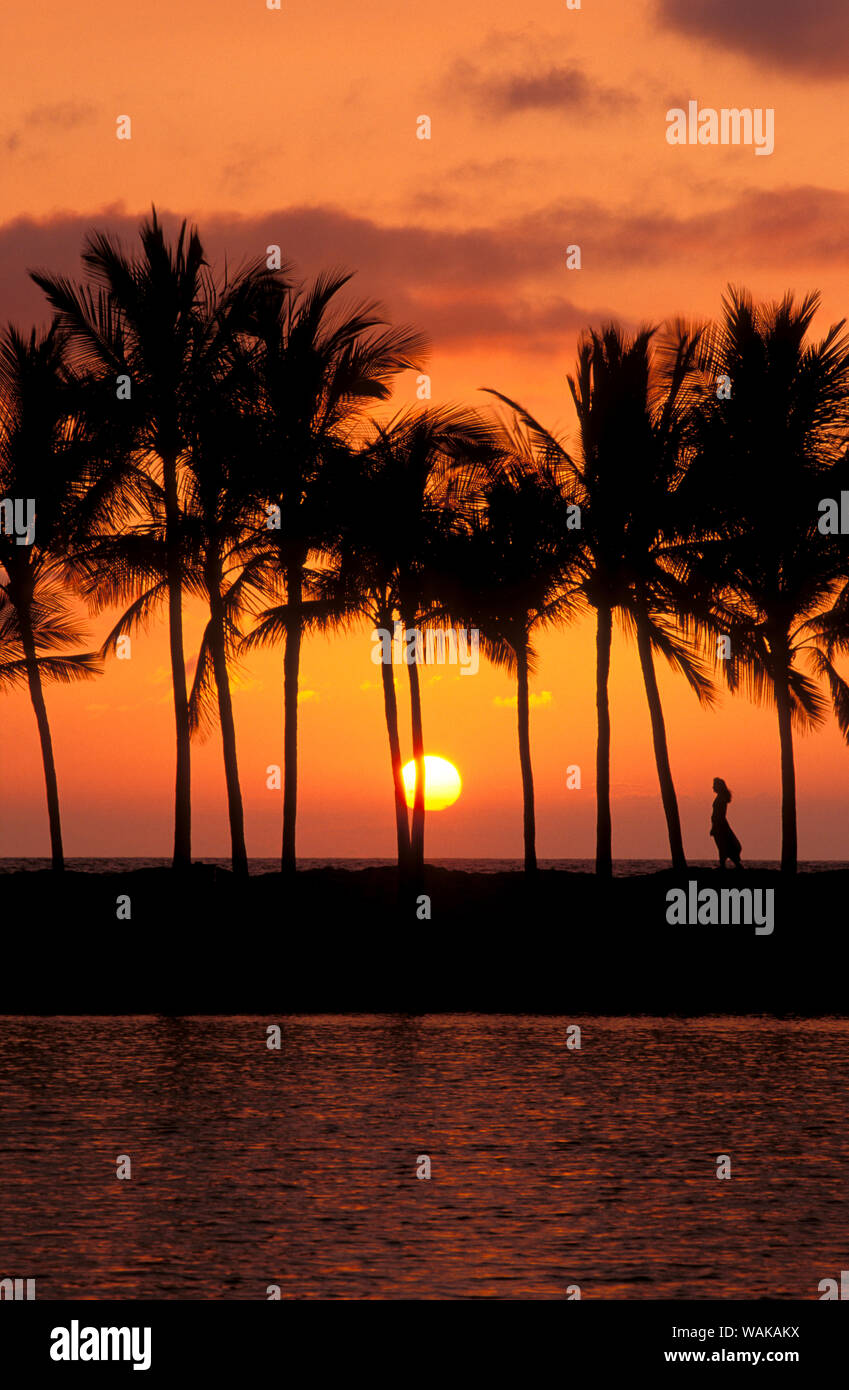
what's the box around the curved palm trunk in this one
[281,560,302,875]
[404,618,426,877]
[635,603,686,870]
[516,640,537,873]
[595,599,613,878]
[206,555,248,877]
[379,653,411,869]
[18,600,64,871]
[770,627,797,874]
[163,452,191,869]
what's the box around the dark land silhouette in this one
[1,863,845,1015]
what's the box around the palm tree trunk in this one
[18,600,64,871]
[163,452,191,869]
[516,640,537,872]
[404,617,426,876]
[635,602,686,870]
[206,555,248,877]
[379,651,411,869]
[770,627,797,874]
[595,599,613,878]
[281,560,302,875]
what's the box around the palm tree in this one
[355,406,497,876]
[181,308,291,877]
[0,322,101,867]
[32,209,280,869]
[318,450,413,870]
[182,377,256,878]
[66,302,281,878]
[77,459,257,879]
[486,323,713,876]
[238,272,426,874]
[439,436,583,871]
[686,288,849,873]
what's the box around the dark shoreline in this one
[4,864,846,1015]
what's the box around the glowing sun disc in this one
[402,756,462,810]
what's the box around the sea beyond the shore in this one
[3,857,848,874]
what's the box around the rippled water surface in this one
[0,1015,846,1298]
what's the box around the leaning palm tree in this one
[438,439,583,871]
[31,209,279,869]
[486,322,714,877]
[685,288,849,873]
[237,272,426,874]
[0,581,101,866]
[0,322,101,867]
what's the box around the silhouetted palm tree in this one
[181,315,286,877]
[33,209,280,869]
[356,406,497,876]
[0,323,101,867]
[319,450,413,869]
[68,309,280,877]
[183,388,255,877]
[238,273,426,873]
[439,435,583,870]
[686,288,849,873]
[79,449,256,878]
[487,323,713,876]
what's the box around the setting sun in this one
[402,756,462,811]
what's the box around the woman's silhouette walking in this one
[710,777,742,869]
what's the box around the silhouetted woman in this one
[710,777,742,869]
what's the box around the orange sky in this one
[4,0,849,859]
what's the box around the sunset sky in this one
[4,0,849,859]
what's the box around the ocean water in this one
[0,1014,846,1299]
[1,857,847,874]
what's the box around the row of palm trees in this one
[3,209,849,878]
